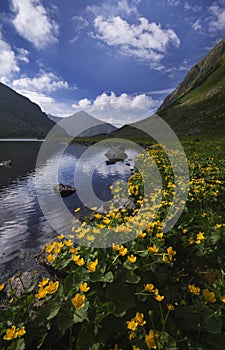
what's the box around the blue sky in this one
[0,0,225,126]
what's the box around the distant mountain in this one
[157,38,225,136]
[48,111,117,137]
[0,83,56,138]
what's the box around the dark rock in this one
[54,183,76,197]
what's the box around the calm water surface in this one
[0,140,138,281]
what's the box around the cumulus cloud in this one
[208,3,225,32]
[192,19,202,31]
[0,31,19,81]
[12,71,70,93]
[11,0,59,49]
[168,0,180,6]
[93,16,180,66]
[72,92,161,126]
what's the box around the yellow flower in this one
[57,234,64,240]
[76,258,85,266]
[127,255,137,263]
[38,278,49,288]
[35,287,47,299]
[112,244,120,251]
[167,304,175,311]
[15,326,26,337]
[47,254,56,262]
[156,232,163,239]
[3,326,17,340]
[94,213,102,219]
[148,244,159,253]
[103,217,111,225]
[154,294,164,302]
[80,283,90,292]
[182,228,188,234]
[72,293,85,309]
[221,295,225,303]
[0,283,4,291]
[3,325,26,341]
[88,259,98,272]
[86,235,95,241]
[162,254,169,263]
[45,242,56,253]
[74,207,80,212]
[72,254,80,262]
[119,247,128,256]
[135,312,146,326]
[70,247,78,254]
[44,281,59,294]
[188,284,200,295]
[145,284,155,292]
[127,319,138,331]
[65,240,73,247]
[203,289,216,303]
[133,346,140,350]
[167,246,176,261]
[145,330,157,349]
[195,232,205,244]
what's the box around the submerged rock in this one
[54,183,76,197]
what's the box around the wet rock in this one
[0,160,11,167]
[54,183,76,197]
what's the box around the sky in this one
[0,0,225,126]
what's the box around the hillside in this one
[49,111,117,137]
[0,83,55,138]
[157,38,225,136]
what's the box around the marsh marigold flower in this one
[79,283,90,292]
[203,289,216,303]
[72,293,85,309]
[3,326,26,341]
[88,259,98,272]
[127,255,137,263]
[127,319,138,331]
[0,283,4,291]
[145,284,155,292]
[145,330,157,349]
[135,312,146,326]
[188,284,200,295]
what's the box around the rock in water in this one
[0,160,11,167]
[54,183,76,197]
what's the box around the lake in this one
[0,140,140,281]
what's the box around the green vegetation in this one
[0,138,224,349]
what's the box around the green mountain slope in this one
[157,38,225,136]
[0,83,55,138]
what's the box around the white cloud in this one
[12,71,70,93]
[11,0,59,49]
[168,0,180,6]
[93,16,180,66]
[72,92,161,126]
[87,0,140,18]
[192,19,202,31]
[16,48,29,63]
[0,31,19,81]
[14,89,75,116]
[208,3,225,32]
[184,2,202,12]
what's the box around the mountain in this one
[157,38,225,136]
[0,83,55,138]
[48,111,117,137]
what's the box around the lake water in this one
[0,140,139,281]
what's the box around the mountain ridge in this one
[0,82,55,138]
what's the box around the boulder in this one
[54,183,76,197]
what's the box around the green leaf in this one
[91,271,114,283]
[38,298,61,321]
[57,308,74,331]
[95,302,116,324]
[76,325,95,350]
[124,271,141,284]
[207,333,225,349]
[105,283,135,314]
[16,338,25,350]
[73,302,89,323]
[203,314,223,334]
